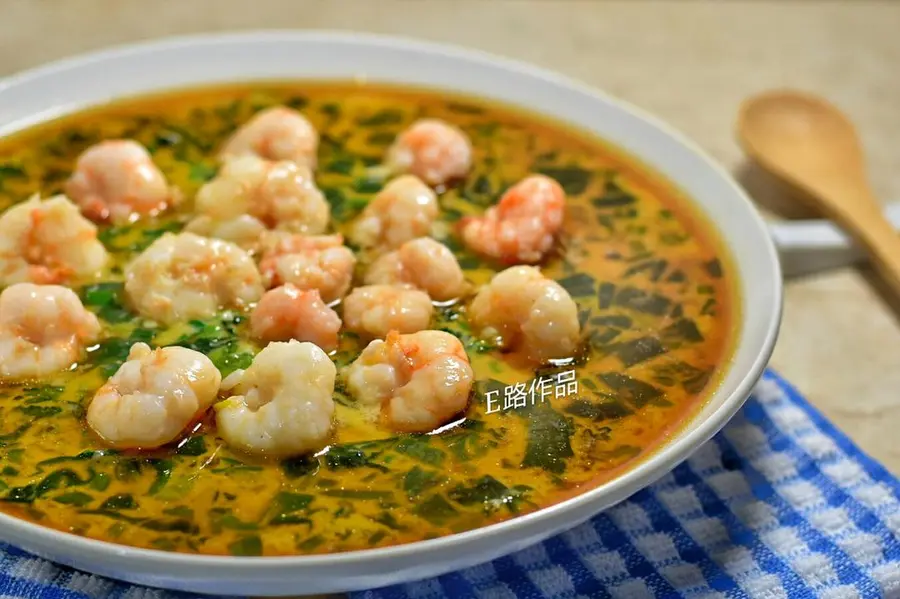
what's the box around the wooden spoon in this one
[737,89,900,294]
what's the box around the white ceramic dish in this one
[0,31,782,596]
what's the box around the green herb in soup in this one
[0,83,734,556]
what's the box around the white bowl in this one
[0,31,782,596]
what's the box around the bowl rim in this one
[0,30,783,570]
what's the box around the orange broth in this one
[0,82,736,555]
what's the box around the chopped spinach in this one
[623,259,668,282]
[80,282,133,323]
[414,494,458,525]
[592,179,637,208]
[188,162,217,183]
[661,318,704,344]
[357,109,403,127]
[614,286,672,316]
[537,166,592,195]
[448,475,530,514]
[15,405,62,419]
[519,405,574,474]
[704,259,723,278]
[210,508,258,532]
[79,509,197,534]
[4,467,95,503]
[394,436,445,466]
[228,535,263,556]
[53,491,94,507]
[280,455,319,478]
[564,396,633,421]
[175,435,207,456]
[556,273,596,297]
[172,316,254,376]
[353,177,382,194]
[325,444,388,473]
[600,373,667,408]
[403,466,441,498]
[267,491,313,525]
[597,282,616,309]
[147,459,173,495]
[101,494,137,510]
[324,157,355,174]
[609,336,667,367]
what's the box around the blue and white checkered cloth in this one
[0,370,898,599]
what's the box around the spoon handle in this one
[825,186,900,297]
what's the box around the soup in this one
[0,83,735,556]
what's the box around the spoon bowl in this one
[738,89,900,297]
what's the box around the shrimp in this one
[468,266,581,363]
[251,285,342,352]
[350,175,438,250]
[342,285,434,339]
[365,237,466,302]
[0,283,101,379]
[386,119,472,187]
[185,155,329,248]
[215,340,336,457]
[345,330,473,433]
[220,106,319,170]
[258,232,355,302]
[0,194,108,286]
[124,232,264,324]
[65,140,178,224]
[460,174,565,264]
[86,343,221,449]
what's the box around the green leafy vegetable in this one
[210,508,258,531]
[325,444,388,473]
[53,491,94,507]
[556,273,596,297]
[80,282,133,323]
[661,318,704,344]
[537,166,592,195]
[79,509,197,533]
[175,435,207,456]
[15,405,62,419]
[609,336,666,367]
[600,373,667,408]
[564,395,633,421]
[280,456,319,478]
[357,109,403,126]
[592,179,637,207]
[267,491,313,525]
[147,459,173,495]
[101,494,137,510]
[394,436,445,466]
[704,259,723,278]
[448,475,531,514]
[188,162,217,183]
[403,466,441,498]
[519,405,574,474]
[614,286,672,316]
[414,495,458,526]
[623,259,668,282]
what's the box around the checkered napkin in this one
[0,370,897,599]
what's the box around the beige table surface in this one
[0,1,897,591]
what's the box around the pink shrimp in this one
[344,330,473,433]
[65,140,178,224]
[386,119,472,187]
[250,285,342,352]
[459,174,565,264]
